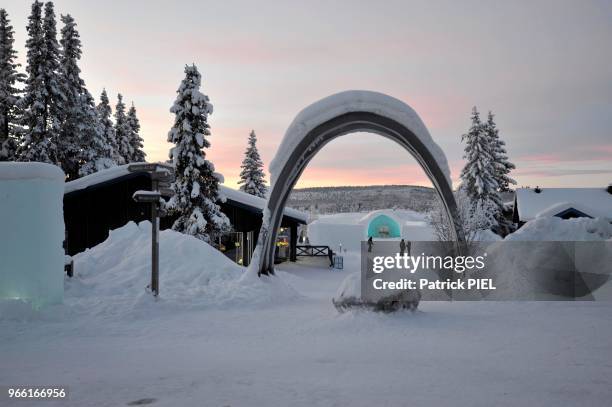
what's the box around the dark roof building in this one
[64,165,307,266]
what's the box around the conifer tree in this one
[96,88,120,164]
[114,93,131,164]
[484,111,516,192]
[17,1,55,163]
[58,13,107,179]
[79,90,115,176]
[238,130,267,197]
[126,102,145,162]
[0,9,24,161]
[459,107,501,229]
[166,64,230,243]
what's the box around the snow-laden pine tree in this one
[459,107,501,229]
[166,64,230,243]
[126,102,146,162]
[484,111,515,192]
[17,1,61,163]
[238,130,267,197]
[96,88,121,165]
[0,9,24,161]
[58,14,109,179]
[114,93,132,163]
[79,90,115,176]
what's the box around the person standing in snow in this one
[399,239,406,255]
[367,236,373,252]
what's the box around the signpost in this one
[129,163,175,297]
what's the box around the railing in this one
[296,245,331,257]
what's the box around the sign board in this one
[151,172,175,183]
[128,163,176,175]
[132,190,162,203]
[128,163,160,173]
[159,188,175,197]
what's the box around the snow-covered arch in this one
[251,90,464,276]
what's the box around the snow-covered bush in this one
[333,272,420,313]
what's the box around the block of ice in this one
[0,162,65,309]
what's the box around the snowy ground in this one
[2,251,612,406]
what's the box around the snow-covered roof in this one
[64,164,308,223]
[269,90,451,187]
[515,188,612,221]
[0,162,64,181]
[220,184,307,223]
[65,164,134,193]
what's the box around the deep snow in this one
[1,261,611,407]
[1,218,612,406]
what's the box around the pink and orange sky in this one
[4,0,612,189]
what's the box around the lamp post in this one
[129,163,175,297]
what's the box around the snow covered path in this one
[1,259,612,407]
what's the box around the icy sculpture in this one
[0,162,65,308]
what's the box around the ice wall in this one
[0,162,65,308]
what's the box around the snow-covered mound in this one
[67,221,297,317]
[506,217,612,241]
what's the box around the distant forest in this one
[287,185,437,214]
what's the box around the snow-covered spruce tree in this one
[166,64,230,243]
[78,90,115,176]
[126,102,145,162]
[483,111,516,233]
[238,130,267,197]
[0,9,24,161]
[484,111,516,192]
[114,93,132,163]
[58,14,110,179]
[459,107,501,230]
[96,88,121,165]
[17,1,61,163]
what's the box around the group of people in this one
[367,236,411,255]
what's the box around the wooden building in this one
[63,166,307,266]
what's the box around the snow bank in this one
[0,162,65,309]
[269,90,451,187]
[67,221,297,317]
[506,216,612,241]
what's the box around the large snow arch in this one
[253,90,464,276]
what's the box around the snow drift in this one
[66,221,297,318]
[506,216,612,241]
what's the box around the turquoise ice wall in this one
[0,163,65,309]
[367,214,401,238]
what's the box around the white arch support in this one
[249,90,465,276]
